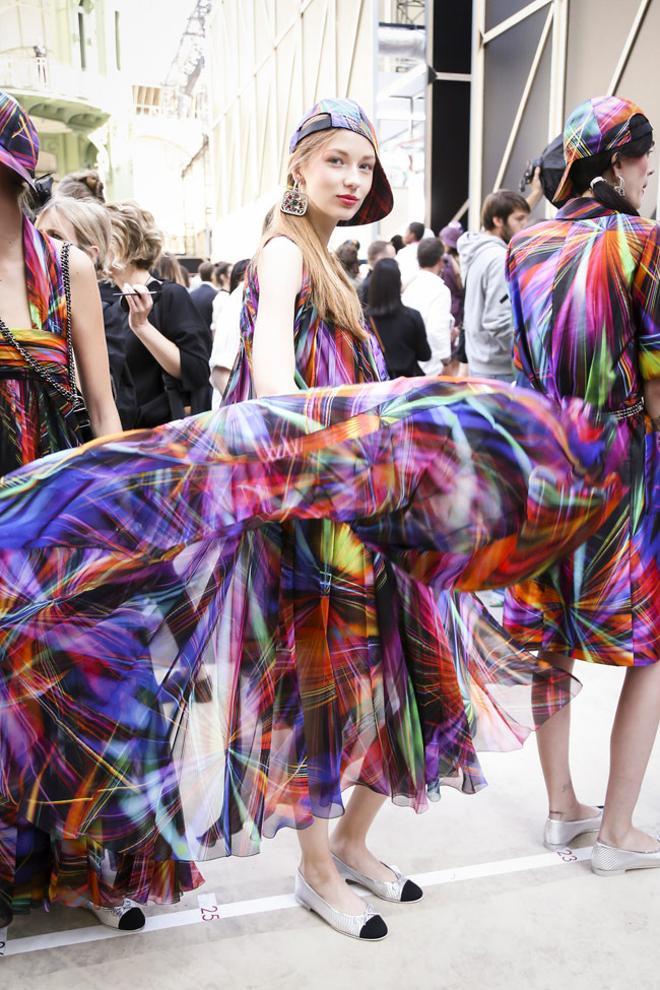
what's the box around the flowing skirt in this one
[505,418,659,665]
[0,377,619,901]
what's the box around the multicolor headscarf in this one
[0,90,39,188]
[289,98,393,225]
[554,95,652,204]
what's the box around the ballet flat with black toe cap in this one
[543,808,603,850]
[294,870,388,940]
[87,899,146,931]
[332,854,423,903]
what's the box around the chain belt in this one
[612,398,645,421]
[0,242,75,405]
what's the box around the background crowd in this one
[23,164,543,427]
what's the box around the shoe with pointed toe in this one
[294,871,388,940]
[543,808,603,850]
[331,854,423,903]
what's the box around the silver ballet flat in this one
[591,838,660,877]
[86,899,146,931]
[332,854,423,903]
[543,809,603,849]
[294,870,387,940]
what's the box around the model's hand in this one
[124,283,154,334]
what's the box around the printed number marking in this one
[200,905,221,922]
[555,847,578,863]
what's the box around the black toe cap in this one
[400,879,423,902]
[118,907,146,931]
[359,914,388,940]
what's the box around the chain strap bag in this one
[0,241,92,442]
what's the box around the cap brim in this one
[551,160,575,206]
[0,147,36,189]
[338,158,394,226]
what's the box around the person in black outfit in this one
[106,200,212,427]
[366,258,430,378]
[357,238,396,310]
[189,260,218,332]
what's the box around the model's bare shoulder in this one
[66,242,96,282]
[259,236,303,289]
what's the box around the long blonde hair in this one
[256,130,367,339]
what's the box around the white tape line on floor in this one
[2,845,591,957]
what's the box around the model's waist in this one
[523,375,645,420]
[0,327,68,371]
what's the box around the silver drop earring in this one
[280,179,308,217]
[614,173,626,197]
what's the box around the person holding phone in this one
[106,201,212,426]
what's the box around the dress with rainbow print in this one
[504,197,660,665]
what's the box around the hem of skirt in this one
[195,770,489,861]
[502,621,654,667]
[6,871,206,918]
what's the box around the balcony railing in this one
[133,83,208,124]
[0,51,113,115]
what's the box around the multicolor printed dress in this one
[0,259,621,880]
[0,218,200,924]
[504,198,660,665]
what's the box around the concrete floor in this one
[2,661,659,990]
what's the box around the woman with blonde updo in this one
[105,200,212,426]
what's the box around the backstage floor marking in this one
[1,845,592,958]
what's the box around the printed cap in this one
[289,98,393,225]
[554,95,652,205]
[0,90,39,189]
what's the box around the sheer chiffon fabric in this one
[0,377,619,868]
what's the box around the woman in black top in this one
[106,201,212,427]
[366,258,430,377]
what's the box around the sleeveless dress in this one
[0,261,621,886]
[0,219,200,924]
[504,199,659,665]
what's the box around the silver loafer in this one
[332,854,423,903]
[86,899,146,931]
[544,809,603,849]
[591,838,660,877]
[294,870,387,940]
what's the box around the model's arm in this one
[252,237,301,397]
[633,226,660,431]
[68,246,122,437]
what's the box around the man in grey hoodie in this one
[457,190,531,381]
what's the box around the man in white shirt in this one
[209,261,250,407]
[395,221,425,290]
[402,238,453,375]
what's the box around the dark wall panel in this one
[425,0,472,230]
